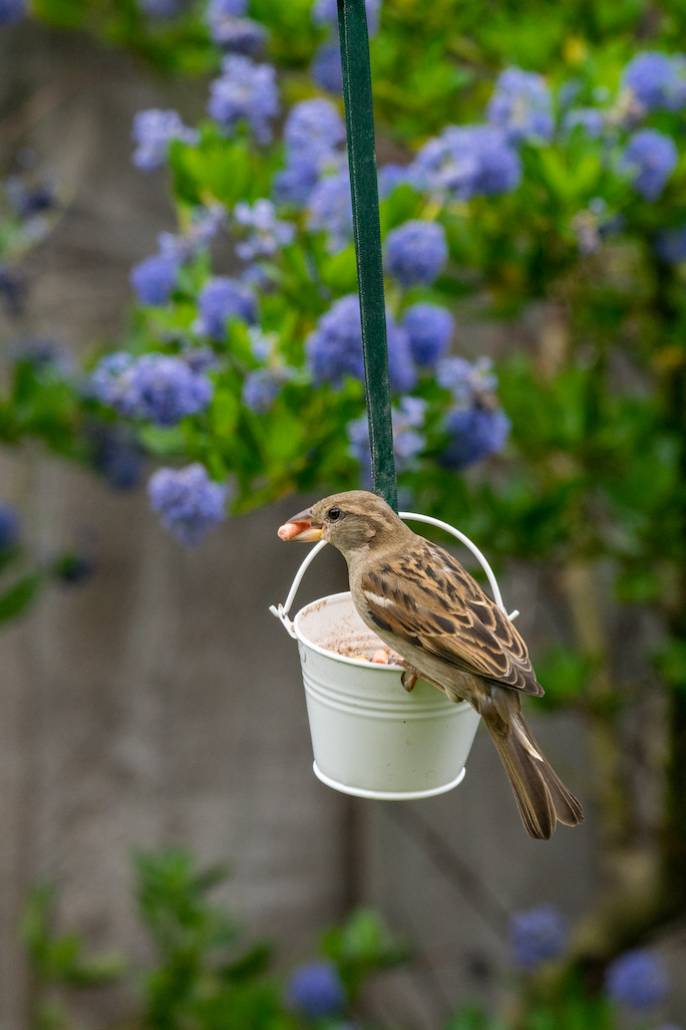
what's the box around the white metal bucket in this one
[271,512,518,801]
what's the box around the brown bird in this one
[278,489,583,839]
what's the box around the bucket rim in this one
[293,592,473,718]
[293,590,406,671]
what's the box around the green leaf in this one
[322,908,408,998]
[138,425,187,456]
[0,573,42,623]
[655,638,686,692]
[22,885,125,987]
[210,386,240,441]
[536,646,594,708]
[220,942,273,983]
[614,566,661,604]
[379,184,423,234]
[22,885,56,965]
[320,244,358,294]
[0,545,21,574]
[445,1006,504,1030]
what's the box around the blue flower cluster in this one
[284,98,345,159]
[0,0,25,23]
[5,173,56,219]
[233,199,294,261]
[384,220,448,287]
[208,55,279,143]
[488,67,554,143]
[306,295,368,385]
[412,124,521,199]
[510,905,568,970]
[205,0,266,54]
[307,294,415,393]
[378,163,415,198]
[438,354,497,404]
[274,160,319,207]
[307,168,353,251]
[312,43,343,94]
[437,354,509,469]
[286,960,345,1019]
[130,253,179,306]
[247,327,274,361]
[605,950,669,1010]
[622,52,686,112]
[195,276,257,337]
[182,347,218,375]
[621,128,677,200]
[242,368,291,413]
[392,396,427,461]
[0,504,20,551]
[129,355,212,426]
[206,0,242,16]
[562,107,605,138]
[442,406,510,470]
[90,353,212,426]
[139,0,182,18]
[130,206,229,307]
[403,303,454,367]
[275,99,345,209]
[310,0,381,93]
[89,424,144,491]
[132,109,197,172]
[348,396,426,480]
[148,463,228,545]
[158,204,226,263]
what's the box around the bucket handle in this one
[270,512,519,639]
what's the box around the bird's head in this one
[278,490,406,558]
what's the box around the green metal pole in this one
[337,0,398,511]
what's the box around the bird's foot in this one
[401,666,419,693]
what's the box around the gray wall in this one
[0,21,612,1030]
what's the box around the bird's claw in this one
[401,667,418,693]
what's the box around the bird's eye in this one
[327,506,342,522]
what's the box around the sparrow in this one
[278,490,583,840]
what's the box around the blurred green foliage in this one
[24,849,658,1030]
[23,849,408,1030]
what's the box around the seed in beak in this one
[277,510,323,542]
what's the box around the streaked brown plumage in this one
[279,489,583,840]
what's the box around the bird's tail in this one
[482,692,584,840]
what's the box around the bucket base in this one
[312,761,467,801]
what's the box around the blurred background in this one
[1,1,686,1027]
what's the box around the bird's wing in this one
[360,540,543,696]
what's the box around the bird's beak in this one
[277,508,324,543]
